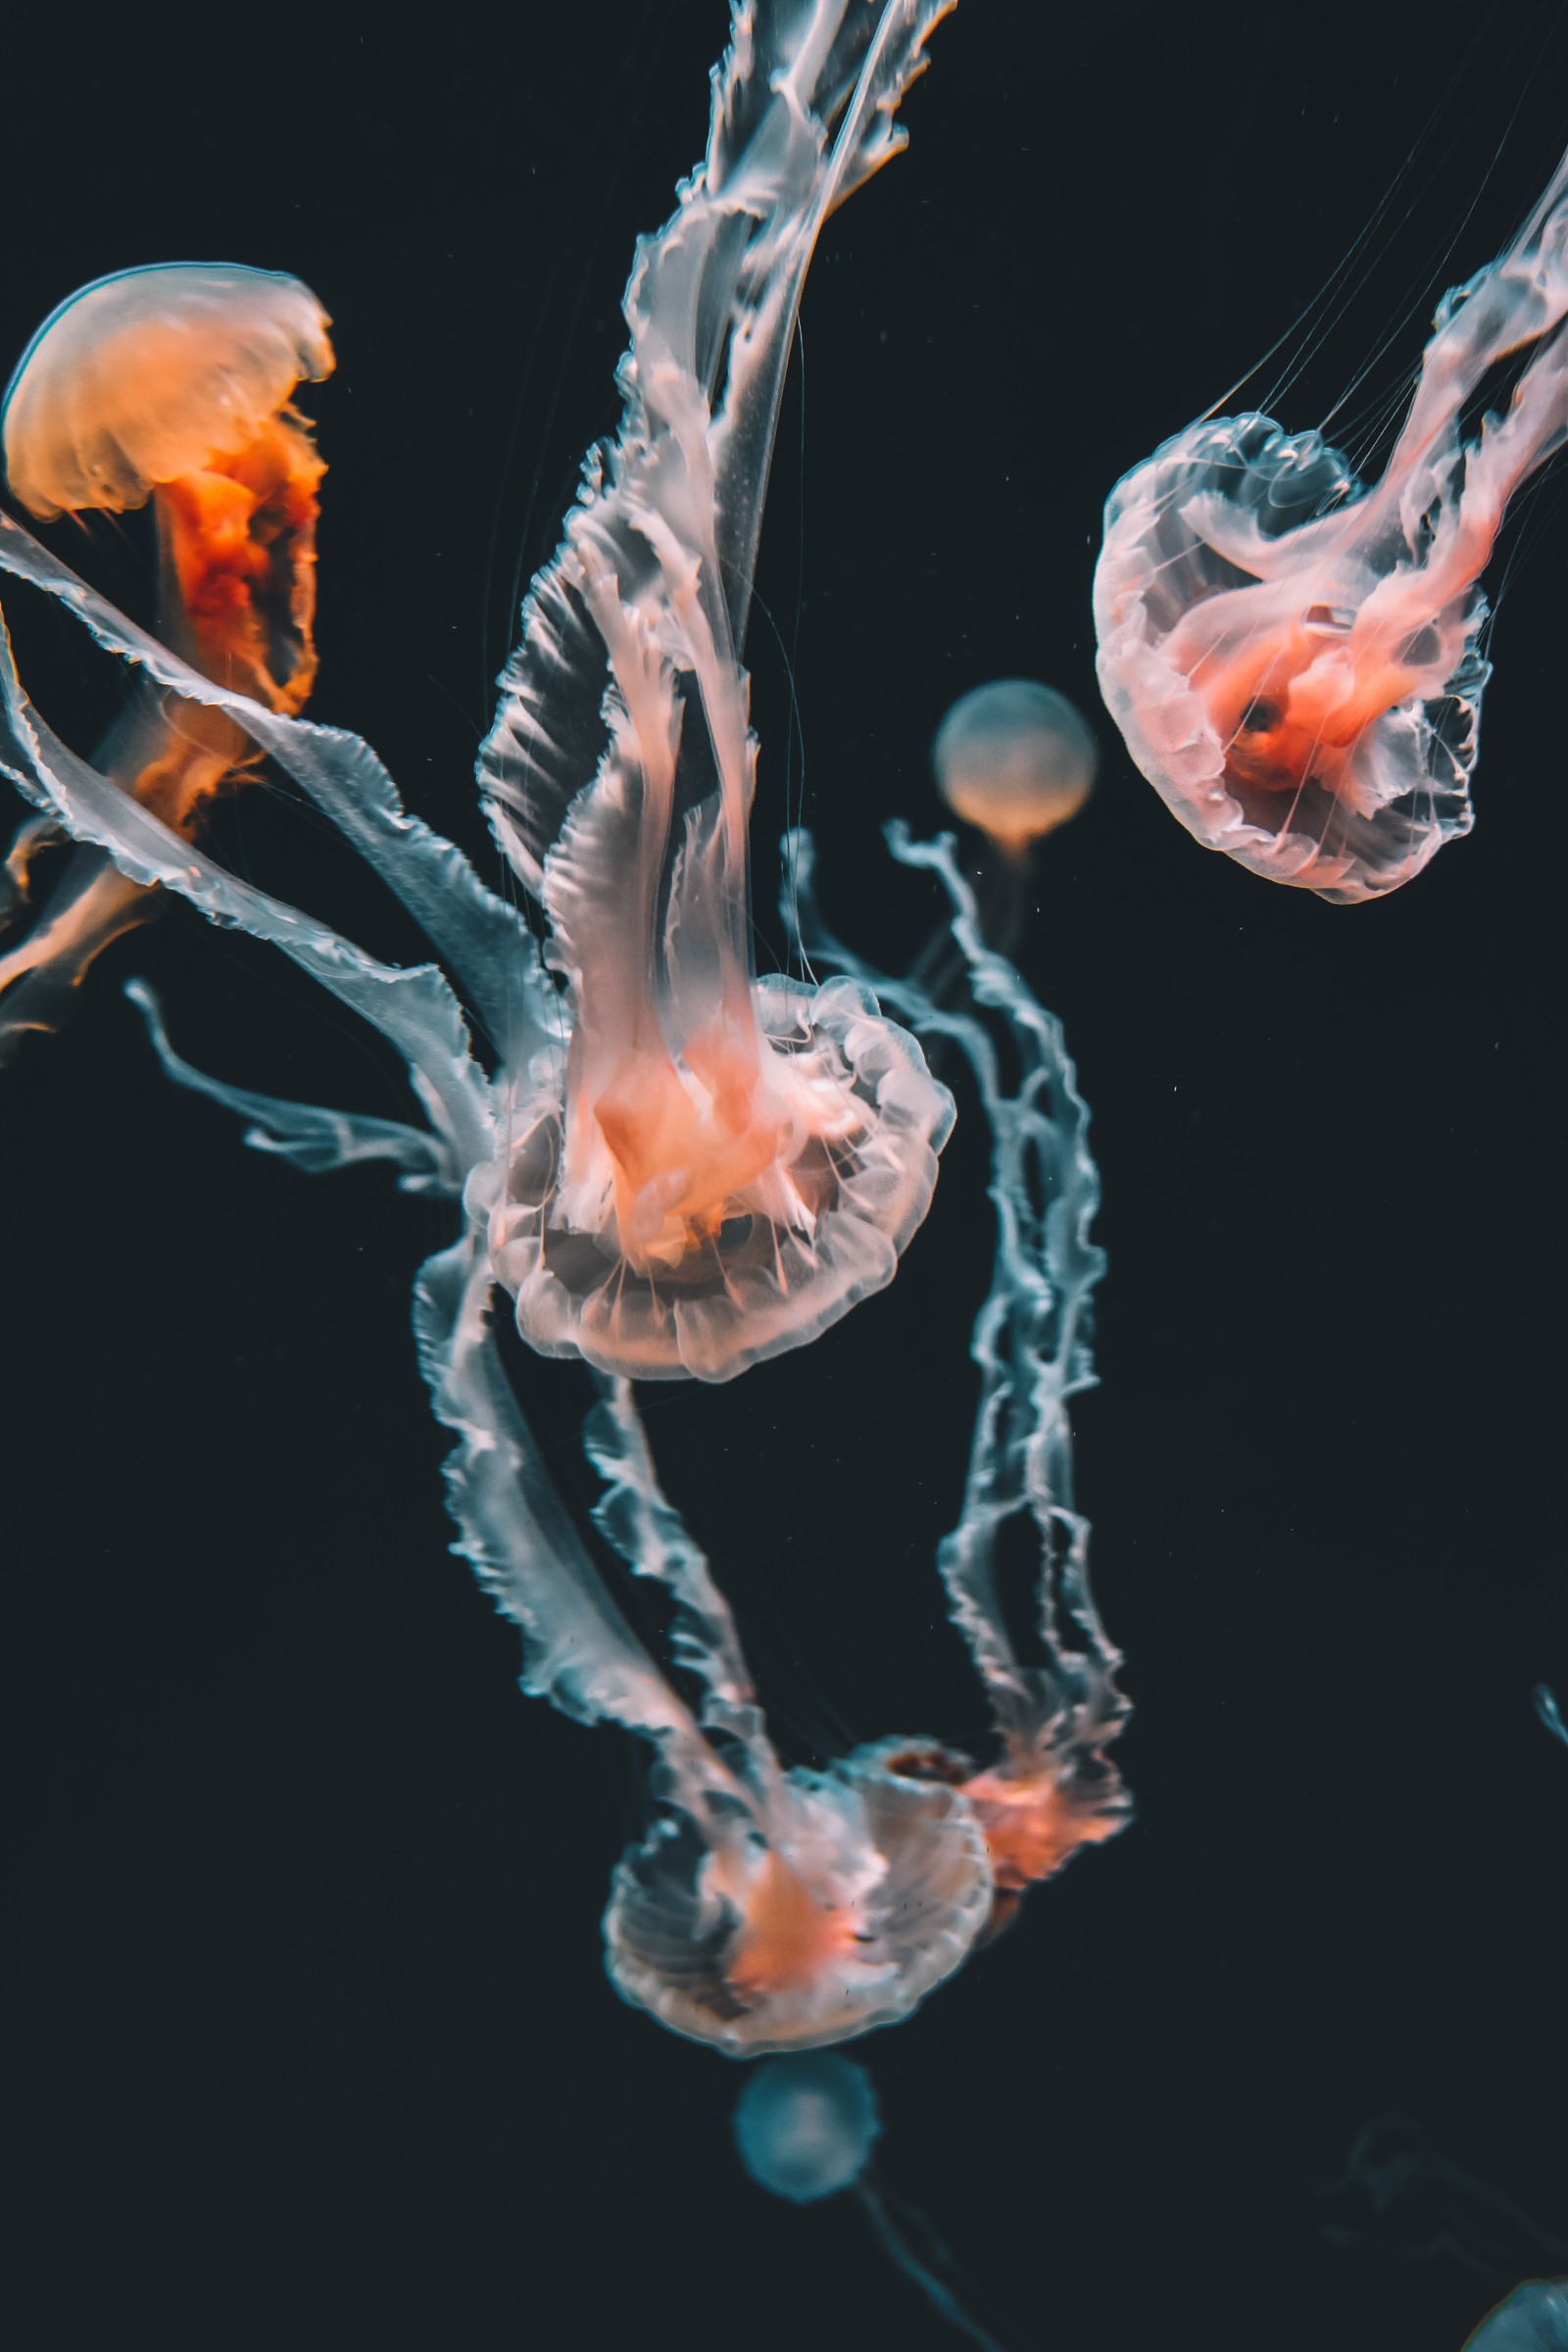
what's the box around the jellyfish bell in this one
[0,263,334,1060]
[1094,146,1568,904]
[3,261,333,716]
[605,1743,992,2056]
[932,678,1097,852]
[472,0,957,1383]
[1462,2280,1568,2350]
[734,2054,881,2203]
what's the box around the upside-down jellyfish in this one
[0,264,331,1057]
[472,0,956,1380]
[1093,146,1568,903]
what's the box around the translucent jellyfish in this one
[1535,1684,1567,1748]
[470,0,956,1381]
[0,0,994,2055]
[1465,2283,1568,2351]
[921,677,1096,979]
[1323,2115,1568,2285]
[734,2053,881,2201]
[734,2055,1033,2349]
[0,263,332,1057]
[1094,147,1568,903]
[932,679,1097,853]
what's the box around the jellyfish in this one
[0,0,1002,2051]
[1535,1685,1567,1749]
[1093,146,1568,903]
[932,679,1097,854]
[469,0,958,1381]
[1464,2281,1568,2351]
[1322,2115,1568,2287]
[734,2054,1035,2350]
[919,676,1096,985]
[0,263,332,1057]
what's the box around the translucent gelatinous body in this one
[0,264,331,1060]
[1464,2281,1568,2351]
[734,2055,880,2201]
[474,0,956,1378]
[1094,149,1568,902]
[932,679,1097,849]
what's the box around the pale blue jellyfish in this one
[1094,144,1568,902]
[735,2055,1033,2350]
[932,678,1097,853]
[1535,1685,1567,1749]
[1465,2281,1568,2350]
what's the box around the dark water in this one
[4,4,1564,2348]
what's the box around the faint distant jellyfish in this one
[1464,2280,1568,2350]
[1094,146,1568,903]
[0,263,332,1055]
[924,677,1096,974]
[735,2055,1032,2350]
[471,2,956,1382]
[933,679,1097,853]
[1535,1685,1567,1748]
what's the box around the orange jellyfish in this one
[0,262,332,1054]
[471,0,956,1382]
[1094,147,1568,903]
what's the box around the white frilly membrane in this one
[472,0,956,1380]
[786,822,1131,1922]
[1093,145,1568,904]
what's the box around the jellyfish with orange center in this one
[1094,145,1568,903]
[0,263,331,1054]
[472,1,956,1382]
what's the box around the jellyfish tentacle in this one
[0,602,494,1176]
[0,513,542,1062]
[124,979,461,1195]
[787,821,1130,1901]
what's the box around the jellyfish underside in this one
[0,263,330,1057]
[1094,145,1568,902]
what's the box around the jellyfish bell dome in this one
[1093,414,1486,905]
[734,2054,881,2203]
[3,262,334,520]
[475,971,955,1383]
[603,1746,992,2055]
[1462,2280,1568,2350]
[932,678,1098,850]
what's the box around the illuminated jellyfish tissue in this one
[1094,146,1568,902]
[0,264,331,1057]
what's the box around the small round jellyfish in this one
[734,2054,1028,2350]
[734,2052,881,2201]
[932,679,1097,852]
[1464,2280,1568,2351]
[0,263,333,1057]
[1093,146,1568,903]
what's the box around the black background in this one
[3,4,1565,2348]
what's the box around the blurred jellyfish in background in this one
[1464,2281,1568,2350]
[1323,2116,1568,2288]
[1535,1685,1567,1748]
[925,677,1095,977]
[0,264,332,1058]
[735,2054,1034,2350]
[1094,145,1568,903]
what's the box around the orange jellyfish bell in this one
[932,678,1098,853]
[0,263,334,1060]
[3,261,334,715]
